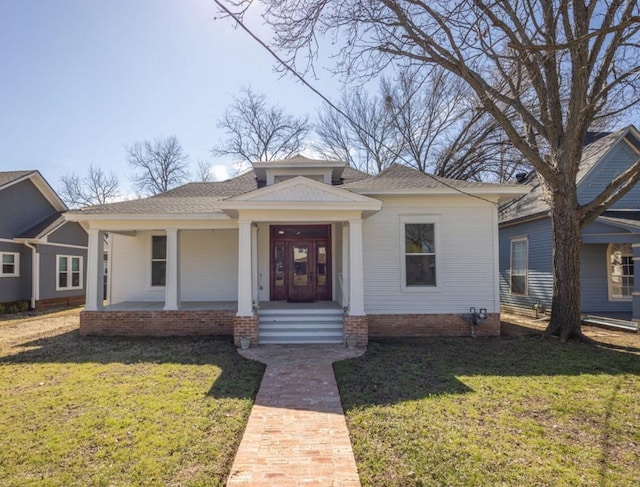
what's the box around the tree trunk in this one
[543,178,584,342]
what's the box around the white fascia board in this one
[64,212,231,222]
[1,171,67,211]
[220,200,382,212]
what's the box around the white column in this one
[164,228,180,311]
[342,222,350,308]
[348,219,365,315]
[251,224,259,308]
[86,228,105,311]
[237,219,253,316]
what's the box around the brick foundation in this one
[367,313,500,338]
[80,310,235,336]
[344,313,369,347]
[233,315,259,348]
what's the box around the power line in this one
[212,0,499,206]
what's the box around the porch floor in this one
[103,301,237,311]
[258,300,342,311]
[102,300,343,312]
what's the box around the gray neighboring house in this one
[499,125,640,324]
[0,170,88,309]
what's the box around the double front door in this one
[270,225,332,302]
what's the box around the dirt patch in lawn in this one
[501,311,640,351]
[0,307,81,351]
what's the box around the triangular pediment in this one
[224,176,377,204]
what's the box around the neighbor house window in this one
[510,237,528,295]
[1,252,19,277]
[403,222,436,287]
[57,255,82,290]
[608,243,634,300]
[151,235,167,287]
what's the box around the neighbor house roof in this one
[15,213,67,240]
[499,125,640,224]
[0,170,36,189]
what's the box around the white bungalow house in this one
[65,156,527,347]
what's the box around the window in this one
[404,223,436,287]
[57,255,82,290]
[510,237,528,295]
[151,235,167,287]
[1,252,19,277]
[608,243,634,300]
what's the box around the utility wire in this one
[213,0,501,206]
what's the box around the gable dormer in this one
[252,155,347,187]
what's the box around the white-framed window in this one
[510,237,528,295]
[151,235,167,287]
[401,217,439,289]
[608,243,634,300]
[1,252,19,277]
[57,255,83,290]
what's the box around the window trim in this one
[0,252,20,277]
[150,235,167,288]
[510,236,528,296]
[56,255,83,291]
[607,242,634,302]
[399,215,440,292]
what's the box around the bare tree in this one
[127,136,189,195]
[213,87,310,172]
[315,88,402,173]
[196,160,215,182]
[59,164,120,208]
[242,0,640,341]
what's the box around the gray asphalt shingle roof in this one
[0,170,34,188]
[342,163,507,191]
[16,213,66,239]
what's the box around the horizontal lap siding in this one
[362,196,499,315]
[579,141,640,208]
[581,244,631,313]
[499,218,553,311]
[110,230,238,303]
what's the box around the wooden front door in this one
[271,225,332,302]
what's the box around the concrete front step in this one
[258,309,344,344]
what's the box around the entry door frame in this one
[270,224,332,302]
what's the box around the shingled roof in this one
[72,167,371,215]
[499,126,640,224]
[342,163,507,191]
[0,170,35,189]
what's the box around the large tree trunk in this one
[543,176,584,342]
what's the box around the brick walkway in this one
[227,345,364,486]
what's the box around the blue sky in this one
[0,0,340,195]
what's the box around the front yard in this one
[335,332,640,487]
[0,314,264,487]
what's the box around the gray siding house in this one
[0,171,88,309]
[499,125,640,323]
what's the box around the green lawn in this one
[0,332,264,487]
[335,337,640,487]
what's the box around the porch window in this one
[404,223,436,287]
[608,243,634,300]
[151,236,167,287]
[57,255,82,290]
[1,252,19,277]
[510,237,528,295]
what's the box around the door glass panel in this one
[292,245,309,286]
[274,245,285,287]
[317,245,327,286]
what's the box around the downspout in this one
[23,242,38,309]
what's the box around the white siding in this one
[362,196,499,314]
[110,229,238,303]
[257,223,270,302]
